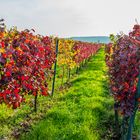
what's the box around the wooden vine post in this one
[67,67,71,82]
[114,102,119,135]
[51,38,59,96]
[34,92,38,112]
[76,66,79,74]
[61,66,65,86]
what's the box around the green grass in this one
[20,48,115,140]
[1,48,139,140]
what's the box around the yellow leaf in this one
[0,48,5,53]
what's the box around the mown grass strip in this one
[20,48,116,140]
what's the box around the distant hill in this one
[71,36,110,44]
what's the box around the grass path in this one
[21,48,115,140]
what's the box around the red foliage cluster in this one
[0,28,55,108]
[105,25,140,116]
[73,41,101,65]
[0,20,101,110]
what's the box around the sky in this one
[0,0,140,37]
